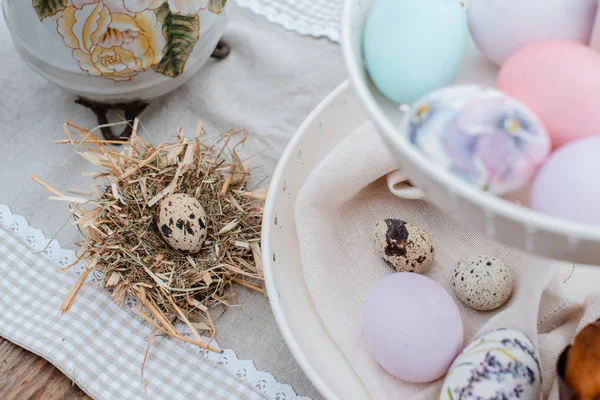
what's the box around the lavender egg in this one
[406,85,551,195]
[364,273,463,382]
[469,0,597,66]
[531,137,600,225]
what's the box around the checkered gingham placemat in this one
[0,224,267,400]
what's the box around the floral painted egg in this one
[440,329,542,400]
[2,0,229,102]
[157,193,208,254]
[406,85,550,195]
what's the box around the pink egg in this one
[498,41,600,149]
[363,273,463,383]
[531,137,600,225]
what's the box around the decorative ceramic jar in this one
[2,0,229,139]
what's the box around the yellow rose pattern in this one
[32,0,225,81]
[56,2,165,81]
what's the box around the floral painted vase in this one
[2,0,229,102]
[440,328,542,400]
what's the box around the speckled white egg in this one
[373,219,434,273]
[453,256,512,311]
[157,193,208,254]
[440,328,542,400]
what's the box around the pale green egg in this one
[363,0,468,104]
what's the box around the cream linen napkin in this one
[295,121,600,399]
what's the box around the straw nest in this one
[33,121,266,352]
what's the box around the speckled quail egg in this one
[453,255,513,311]
[157,193,208,253]
[373,219,434,274]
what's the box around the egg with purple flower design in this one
[406,86,551,195]
[439,328,542,400]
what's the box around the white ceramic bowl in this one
[341,0,600,265]
[2,0,228,102]
[262,81,371,400]
[262,80,600,400]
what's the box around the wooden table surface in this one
[0,338,90,400]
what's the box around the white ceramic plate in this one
[262,80,600,400]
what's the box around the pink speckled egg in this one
[498,41,600,149]
[364,273,463,382]
[531,137,600,225]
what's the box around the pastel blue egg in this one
[363,0,468,104]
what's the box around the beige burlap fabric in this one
[296,121,600,399]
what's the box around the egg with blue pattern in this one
[406,85,550,195]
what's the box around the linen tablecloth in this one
[0,209,268,399]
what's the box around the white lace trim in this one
[234,0,341,42]
[0,204,310,400]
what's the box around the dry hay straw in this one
[34,120,267,353]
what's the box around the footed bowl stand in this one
[75,39,231,143]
